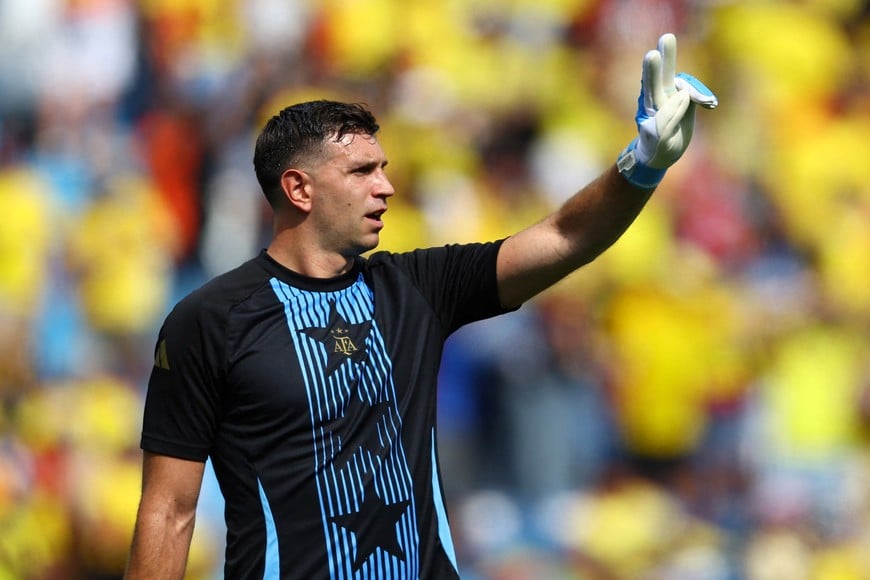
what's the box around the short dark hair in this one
[253,100,380,206]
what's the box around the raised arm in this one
[498,165,651,308]
[497,33,717,308]
[125,452,206,580]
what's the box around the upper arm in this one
[496,166,653,308]
[142,294,225,462]
[126,453,205,579]
[139,451,206,514]
[496,216,576,309]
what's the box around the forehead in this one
[323,132,385,163]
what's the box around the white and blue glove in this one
[617,33,717,190]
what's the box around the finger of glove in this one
[655,90,691,141]
[675,73,718,109]
[642,50,668,114]
[682,101,697,145]
[657,33,678,97]
[649,96,694,168]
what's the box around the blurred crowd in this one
[0,0,868,578]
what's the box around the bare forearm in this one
[552,164,654,268]
[497,165,653,307]
[125,501,197,579]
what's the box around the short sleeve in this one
[369,240,518,333]
[140,295,226,461]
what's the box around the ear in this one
[279,169,312,212]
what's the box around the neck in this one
[267,232,355,278]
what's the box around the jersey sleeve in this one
[372,240,518,334]
[140,293,226,462]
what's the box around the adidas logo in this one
[154,339,170,370]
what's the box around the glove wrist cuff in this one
[617,140,666,189]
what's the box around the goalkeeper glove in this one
[617,33,717,190]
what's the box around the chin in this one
[348,237,380,256]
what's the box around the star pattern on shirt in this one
[301,301,371,376]
[329,476,410,571]
[327,390,393,469]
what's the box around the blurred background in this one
[0,0,868,578]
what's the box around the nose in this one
[375,168,395,198]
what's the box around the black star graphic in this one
[329,476,410,571]
[326,390,394,469]
[301,301,371,376]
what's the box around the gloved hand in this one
[617,33,717,189]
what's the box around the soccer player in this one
[125,34,716,579]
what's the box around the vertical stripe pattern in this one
[258,477,280,579]
[270,275,420,579]
[431,431,458,573]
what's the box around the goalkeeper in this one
[126,34,716,580]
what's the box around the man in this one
[125,34,716,579]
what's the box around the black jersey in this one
[141,242,514,579]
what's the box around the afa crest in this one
[302,301,371,374]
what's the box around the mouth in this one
[366,209,386,227]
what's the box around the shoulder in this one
[163,255,273,330]
[365,240,505,272]
[361,241,507,310]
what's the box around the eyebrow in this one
[350,159,389,173]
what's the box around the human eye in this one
[351,162,378,176]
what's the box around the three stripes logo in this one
[154,339,170,370]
